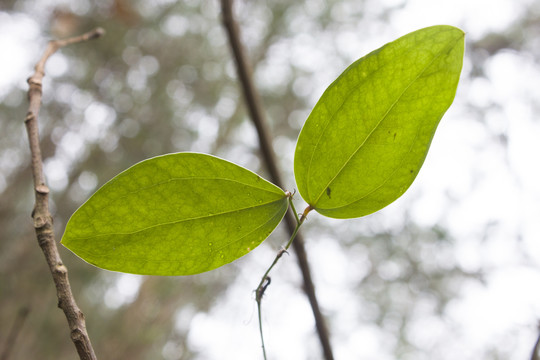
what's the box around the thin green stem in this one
[289,194,301,224]
[255,199,313,359]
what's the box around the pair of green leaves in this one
[62,25,465,275]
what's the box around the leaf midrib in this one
[66,197,287,241]
[303,40,424,202]
[311,36,461,207]
[74,199,288,272]
[207,198,288,258]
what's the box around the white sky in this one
[2,0,540,359]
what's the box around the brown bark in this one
[24,27,104,360]
[220,2,334,359]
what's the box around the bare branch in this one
[219,2,335,359]
[24,27,104,360]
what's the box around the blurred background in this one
[1,0,540,359]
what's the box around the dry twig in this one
[24,27,104,360]
[220,1,335,359]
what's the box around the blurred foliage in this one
[1,0,539,359]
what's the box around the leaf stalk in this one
[255,198,313,359]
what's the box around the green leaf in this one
[294,25,464,219]
[61,153,288,275]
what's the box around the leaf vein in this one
[312,36,460,206]
[71,198,286,240]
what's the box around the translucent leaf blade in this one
[61,153,288,275]
[294,25,465,219]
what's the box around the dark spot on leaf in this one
[410,169,414,174]
[326,187,331,198]
[393,133,397,140]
